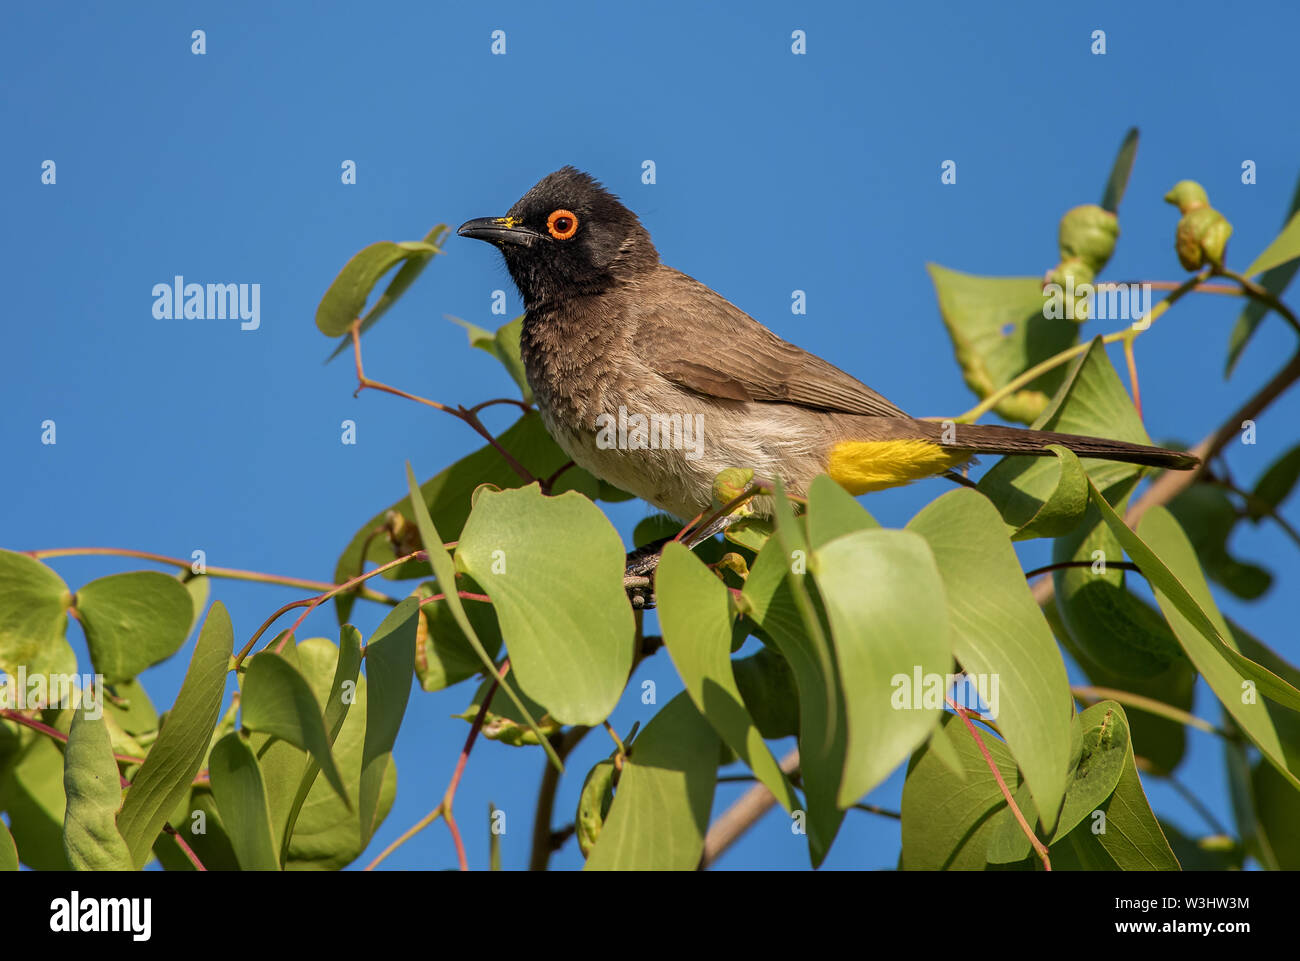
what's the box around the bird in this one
[458,167,1197,524]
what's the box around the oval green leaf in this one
[316,238,436,337]
[813,529,951,807]
[0,549,70,676]
[656,541,799,812]
[584,692,719,870]
[455,485,634,726]
[241,652,350,808]
[75,571,195,682]
[908,488,1072,834]
[209,732,280,870]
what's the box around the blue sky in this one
[4,0,1299,870]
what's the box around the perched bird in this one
[458,167,1196,523]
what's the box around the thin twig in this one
[350,323,535,484]
[1219,267,1300,336]
[22,547,393,601]
[235,552,420,666]
[852,804,902,819]
[162,823,207,871]
[442,659,510,871]
[1129,348,1300,528]
[1024,560,1141,579]
[363,805,444,871]
[0,709,147,765]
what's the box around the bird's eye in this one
[547,209,579,240]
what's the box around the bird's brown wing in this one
[630,267,909,418]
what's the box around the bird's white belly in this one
[539,402,826,520]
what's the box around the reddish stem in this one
[947,697,1051,871]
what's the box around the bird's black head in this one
[458,167,658,307]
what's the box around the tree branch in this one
[699,748,800,869]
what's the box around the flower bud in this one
[1058,204,1119,274]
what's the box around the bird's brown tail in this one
[951,422,1198,470]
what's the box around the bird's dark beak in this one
[457,217,543,246]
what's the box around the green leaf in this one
[657,542,799,811]
[277,626,362,863]
[455,485,634,726]
[332,412,605,623]
[1053,492,1186,679]
[732,645,800,739]
[908,488,1072,834]
[103,678,160,738]
[722,517,773,553]
[985,780,1038,864]
[116,601,232,868]
[805,474,879,548]
[1228,174,1300,376]
[1095,495,1300,788]
[813,529,951,806]
[584,692,719,870]
[1227,266,1300,376]
[316,233,442,337]
[1168,484,1271,600]
[326,226,448,359]
[1220,710,1280,868]
[1244,208,1300,278]
[1250,443,1300,520]
[0,737,70,868]
[1130,503,1300,717]
[401,465,562,772]
[1252,758,1300,868]
[271,637,395,870]
[1224,621,1300,861]
[454,672,560,746]
[62,707,133,870]
[1158,821,1244,871]
[1100,127,1139,213]
[1001,446,1089,540]
[75,571,195,682]
[240,637,310,850]
[1090,703,1179,870]
[414,581,503,692]
[359,598,418,848]
[900,712,1024,870]
[0,819,17,871]
[979,338,1150,534]
[0,549,70,676]
[240,652,350,808]
[182,573,210,638]
[448,314,532,403]
[990,701,1128,860]
[1044,597,1195,774]
[740,535,846,864]
[209,733,280,870]
[927,265,1078,424]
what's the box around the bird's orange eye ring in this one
[547,209,579,240]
